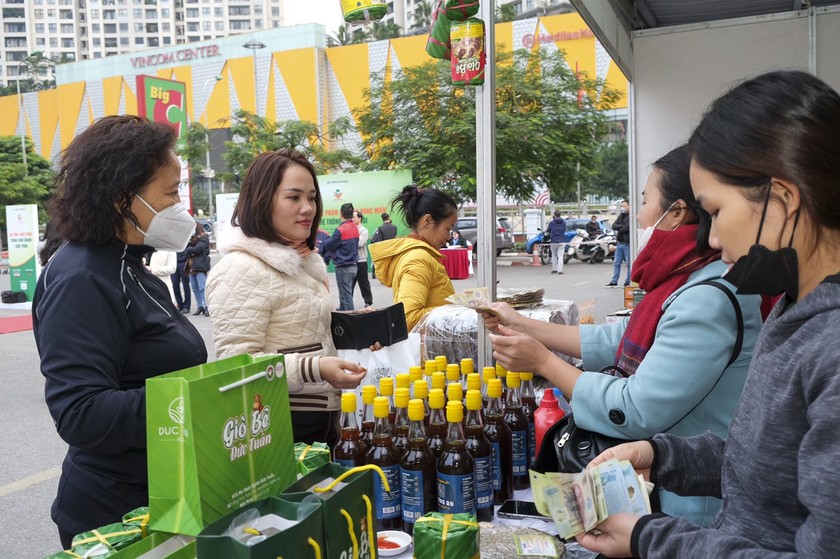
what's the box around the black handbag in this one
[330,303,409,350]
[532,366,629,474]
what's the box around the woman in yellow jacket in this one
[370,185,458,330]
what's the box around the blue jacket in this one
[546,216,566,243]
[323,220,360,267]
[573,260,762,526]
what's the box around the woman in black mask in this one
[577,70,840,558]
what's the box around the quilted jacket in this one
[206,226,340,411]
[369,237,455,331]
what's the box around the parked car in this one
[454,217,516,257]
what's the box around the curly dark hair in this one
[49,115,179,245]
[232,149,323,249]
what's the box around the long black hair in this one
[689,70,840,243]
[390,185,458,230]
[651,144,711,252]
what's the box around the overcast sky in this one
[283,0,344,36]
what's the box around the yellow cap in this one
[431,372,446,391]
[424,360,437,377]
[395,387,410,408]
[408,399,425,421]
[395,373,410,390]
[465,389,482,411]
[341,392,357,413]
[487,378,502,398]
[466,373,481,392]
[495,363,508,378]
[482,366,496,383]
[446,400,464,423]
[429,388,445,409]
[521,371,534,381]
[446,364,461,382]
[507,371,521,388]
[460,358,475,375]
[361,385,377,405]
[413,379,429,400]
[447,382,463,403]
[379,377,394,396]
[373,396,390,418]
[435,355,448,371]
[409,366,423,384]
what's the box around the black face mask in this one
[724,186,800,301]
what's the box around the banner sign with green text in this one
[5,204,40,300]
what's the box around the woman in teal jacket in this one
[483,145,762,527]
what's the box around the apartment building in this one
[0,0,286,87]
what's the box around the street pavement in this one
[0,254,624,557]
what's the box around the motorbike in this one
[564,229,615,264]
[525,228,553,265]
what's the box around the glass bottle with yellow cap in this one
[395,372,410,393]
[379,376,396,426]
[427,388,447,459]
[400,399,437,534]
[360,384,377,448]
[464,389,493,521]
[460,358,475,390]
[520,372,538,467]
[436,400,475,514]
[392,387,411,455]
[483,378,513,505]
[366,396,402,531]
[408,366,423,397]
[435,355,448,373]
[447,382,464,409]
[466,373,482,419]
[445,363,461,388]
[504,372,530,490]
[424,359,437,390]
[413,379,430,426]
[334,392,367,468]
[430,371,446,393]
[481,366,496,408]
[495,362,509,403]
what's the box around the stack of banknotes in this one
[529,459,653,539]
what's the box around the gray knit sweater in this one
[632,275,840,558]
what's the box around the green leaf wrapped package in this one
[413,512,480,559]
[341,0,388,23]
[426,0,453,60]
[283,463,386,559]
[197,495,324,559]
[444,0,480,20]
[68,522,144,558]
[294,442,332,478]
[146,354,296,536]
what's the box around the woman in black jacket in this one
[33,115,207,548]
[185,223,211,315]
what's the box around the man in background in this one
[352,210,373,307]
[369,212,397,279]
[324,203,359,310]
[606,199,631,287]
[546,210,567,274]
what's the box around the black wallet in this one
[330,303,409,350]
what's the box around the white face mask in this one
[636,202,677,254]
[134,195,196,251]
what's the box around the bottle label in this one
[528,420,536,466]
[512,430,528,476]
[400,469,426,522]
[490,441,502,491]
[437,472,475,514]
[473,455,494,509]
[374,464,401,519]
[334,458,355,468]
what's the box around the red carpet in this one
[0,315,33,334]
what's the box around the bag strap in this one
[689,279,744,368]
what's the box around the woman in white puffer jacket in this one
[206,149,366,447]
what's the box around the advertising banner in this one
[136,75,192,212]
[4,204,40,300]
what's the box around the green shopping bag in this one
[147,354,296,536]
[109,533,195,559]
[283,463,388,559]
[196,495,325,559]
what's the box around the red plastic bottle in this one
[534,388,567,458]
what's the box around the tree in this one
[328,24,368,47]
[366,21,402,41]
[495,4,517,22]
[411,1,433,31]
[354,49,622,203]
[583,139,629,199]
[0,136,55,237]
